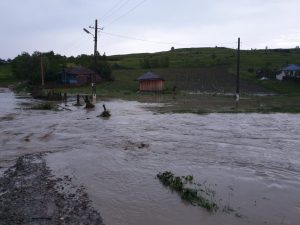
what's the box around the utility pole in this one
[89,19,103,65]
[84,19,103,65]
[83,20,103,103]
[236,37,240,101]
[94,19,98,65]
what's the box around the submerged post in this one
[236,37,240,101]
[74,94,81,106]
[91,83,96,103]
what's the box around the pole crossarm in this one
[89,26,104,31]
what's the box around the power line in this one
[101,0,124,20]
[102,31,237,47]
[104,0,147,27]
[102,0,131,23]
[59,35,87,55]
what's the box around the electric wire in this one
[104,0,147,27]
[101,0,124,20]
[59,35,87,56]
[102,0,131,23]
[102,31,237,48]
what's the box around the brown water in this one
[1,88,300,225]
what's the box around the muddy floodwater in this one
[1,87,300,225]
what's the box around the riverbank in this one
[0,154,104,225]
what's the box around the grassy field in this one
[146,94,300,114]
[108,47,300,71]
[51,67,267,97]
[2,47,300,95]
[107,47,300,94]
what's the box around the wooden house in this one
[137,72,165,92]
[59,66,102,85]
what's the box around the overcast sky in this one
[1,0,300,59]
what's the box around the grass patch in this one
[157,171,218,212]
[257,80,300,94]
[29,103,58,111]
[149,94,300,114]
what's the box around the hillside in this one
[111,68,268,94]
[107,47,300,94]
[1,47,300,94]
[108,47,300,69]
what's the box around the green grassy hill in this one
[2,47,300,94]
[110,67,268,94]
[108,47,300,70]
[107,47,300,94]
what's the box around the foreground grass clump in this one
[157,171,218,212]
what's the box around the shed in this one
[137,72,165,92]
[59,66,102,85]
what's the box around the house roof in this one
[64,66,97,75]
[282,64,300,71]
[137,72,164,81]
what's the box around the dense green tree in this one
[91,56,113,81]
[0,58,7,65]
[11,50,113,84]
[11,51,66,84]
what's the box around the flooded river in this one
[1,88,300,225]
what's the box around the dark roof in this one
[137,72,164,81]
[282,64,300,71]
[64,66,97,75]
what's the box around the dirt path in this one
[0,154,104,225]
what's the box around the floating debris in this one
[99,104,111,118]
[84,96,95,109]
[124,141,149,150]
[99,110,111,117]
[74,94,82,106]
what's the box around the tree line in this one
[8,51,112,85]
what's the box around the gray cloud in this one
[1,0,300,58]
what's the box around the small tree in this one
[11,51,66,84]
[90,56,113,81]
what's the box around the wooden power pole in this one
[236,37,240,101]
[94,19,98,66]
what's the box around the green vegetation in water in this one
[99,110,111,118]
[156,171,218,212]
[29,103,58,111]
